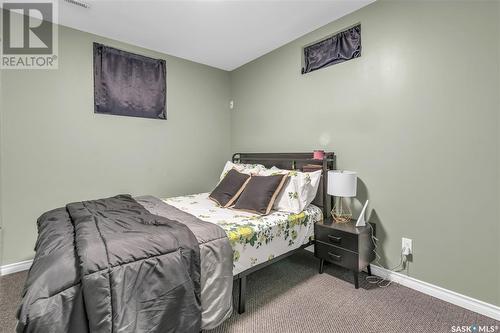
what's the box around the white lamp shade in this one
[327,170,357,197]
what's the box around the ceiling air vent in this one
[64,0,90,9]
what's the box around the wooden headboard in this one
[232,152,336,217]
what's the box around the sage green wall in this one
[230,0,500,306]
[497,0,500,307]
[0,67,4,267]
[0,25,231,265]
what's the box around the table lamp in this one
[328,170,357,223]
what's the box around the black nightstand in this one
[314,217,375,289]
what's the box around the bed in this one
[162,192,323,275]
[226,152,335,313]
[16,152,335,333]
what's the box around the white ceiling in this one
[59,0,375,71]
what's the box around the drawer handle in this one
[328,252,342,262]
[328,235,342,243]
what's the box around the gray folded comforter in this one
[16,194,233,332]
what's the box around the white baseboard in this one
[370,265,500,321]
[0,259,33,276]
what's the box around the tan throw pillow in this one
[209,169,251,207]
[232,174,288,215]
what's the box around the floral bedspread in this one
[163,193,323,275]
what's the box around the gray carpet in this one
[0,270,26,333]
[1,251,498,333]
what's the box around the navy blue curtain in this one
[302,24,361,74]
[94,43,166,119]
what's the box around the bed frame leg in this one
[238,275,246,314]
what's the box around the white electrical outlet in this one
[402,237,413,255]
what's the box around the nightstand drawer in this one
[315,240,358,270]
[315,223,358,252]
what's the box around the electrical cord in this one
[365,222,409,288]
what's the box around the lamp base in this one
[332,212,352,224]
[331,197,352,224]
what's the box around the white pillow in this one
[259,167,322,214]
[219,161,265,180]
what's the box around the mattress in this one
[163,192,323,275]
